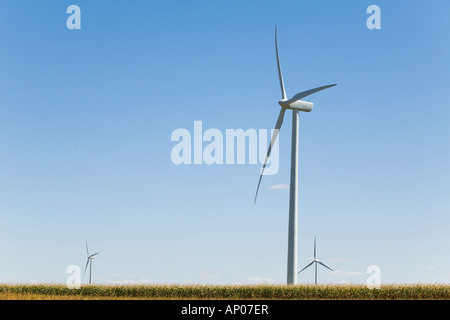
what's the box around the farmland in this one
[0,284,448,300]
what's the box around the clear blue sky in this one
[0,0,449,285]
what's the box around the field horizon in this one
[0,283,448,300]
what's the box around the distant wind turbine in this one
[298,237,334,285]
[254,27,337,285]
[84,242,99,285]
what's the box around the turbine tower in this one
[298,236,334,285]
[254,27,336,285]
[84,242,99,285]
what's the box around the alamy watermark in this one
[171,121,280,175]
[366,265,381,289]
[66,265,81,289]
[66,5,81,30]
[367,5,381,30]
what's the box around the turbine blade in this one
[275,26,286,100]
[254,107,286,203]
[84,259,90,275]
[85,241,89,257]
[284,84,337,105]
[318,261,334,272]
[297,261,315,274]
[90,252,100,257]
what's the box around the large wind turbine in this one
[254,27,336,285]
[298,236,334,285]
[84,242,99,285]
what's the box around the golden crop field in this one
[0,284,449,300]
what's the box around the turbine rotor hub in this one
[278,100,288,108]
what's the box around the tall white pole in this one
[287,110,299,285]
[315,262,318,285]
[89,260,93,285]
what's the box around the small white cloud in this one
[119,279,138,284]
[328,258,349,263]
[269,184,289,190]
[200,270,221,279]
[423,266,436,271]
[331,270,364,277]
[247,277,279,284]
[107,278,151,285]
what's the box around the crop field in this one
[0,284,449,300]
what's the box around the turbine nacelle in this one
[279,99,313,112]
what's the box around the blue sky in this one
[0,0,449,285]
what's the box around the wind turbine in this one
[84,242,99,285]
[298,236,334,285]
[254,27,336,285]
